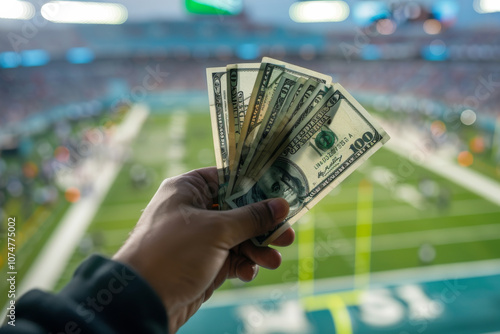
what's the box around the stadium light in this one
[0,0,35,20]
[474,0,500,13]
[185,0,243,15]
[41,1,128,24]
[289,1,349,23]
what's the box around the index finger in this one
[190,166,219,186]
[269,227,295,247]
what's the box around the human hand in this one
[112,167,294,333]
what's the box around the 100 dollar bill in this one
[227,63,260,169]
[226,58,332,198]
[245,81,329,180]
[241,77,309,179]
[236,74,303,188]
[206,67,231,203]
[226,84,390,246]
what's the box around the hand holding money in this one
[113,167,293,333]
[207,58,390,246]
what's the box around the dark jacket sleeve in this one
[0,255,168,333]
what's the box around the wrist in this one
[113,251,185,330]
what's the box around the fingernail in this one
[268,198,289,221]
[251,264,258,280]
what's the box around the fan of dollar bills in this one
[206,58,390,246]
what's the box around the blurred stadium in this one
[1,0,500,333]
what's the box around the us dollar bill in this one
[268,78,319,144]
[226,63,260,169]
[246,77,308,172]
[226,84,390,246]
[236,73,301,188]
[206,67,231,205]
[245,78,320,176]
[247,82,330,181]
[226,58,332,198]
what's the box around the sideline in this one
[16,104,150,298]
[382,122,500,206]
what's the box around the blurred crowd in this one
[332,61,500,118]
[0,103,122,233]
[1,56,498,126]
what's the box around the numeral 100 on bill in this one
[350,131,375,153]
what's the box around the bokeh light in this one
[21,49,50,67]
[460,109,477,126]
[423,19,442,35]
[457,151,474,167]
[430,120,447,137]
[54,146,70,162]
[289,1,350,23]
[7,179,23,197]
[236,43,259,60]
[352,1,389,26]
[0,0,35,20]
[65,187,81,203]
[376,19,397,35]
[41,1,128,25]
[469,136,486,153]
[429,39,447,56]
[0,52,22,69]
[404,2,421,20]
[419,243,436,263]
[23,161,39,179]
[474,0,500,13]
[67,47,95,64]
[433,0,459,24]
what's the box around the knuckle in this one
[159,177,175,191]
[159,178,169,189]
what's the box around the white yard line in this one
[281,223,500,259]
[207,258,500,307]
[382,122,500,206]
[313,198,500,228]
[16,104,149,298]
[165,111,187,177]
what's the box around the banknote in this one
[245,78,321,177]
[226,84,390,246]
[236,73,302,187]
[226,63,260,169]
[267,78,319,144]
[226,58,332,198]
[244,77,309,175]
[246,82,330,181]
[206,67,231,204]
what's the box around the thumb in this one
[219,198,290,247]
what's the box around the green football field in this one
[54,109,500,293]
